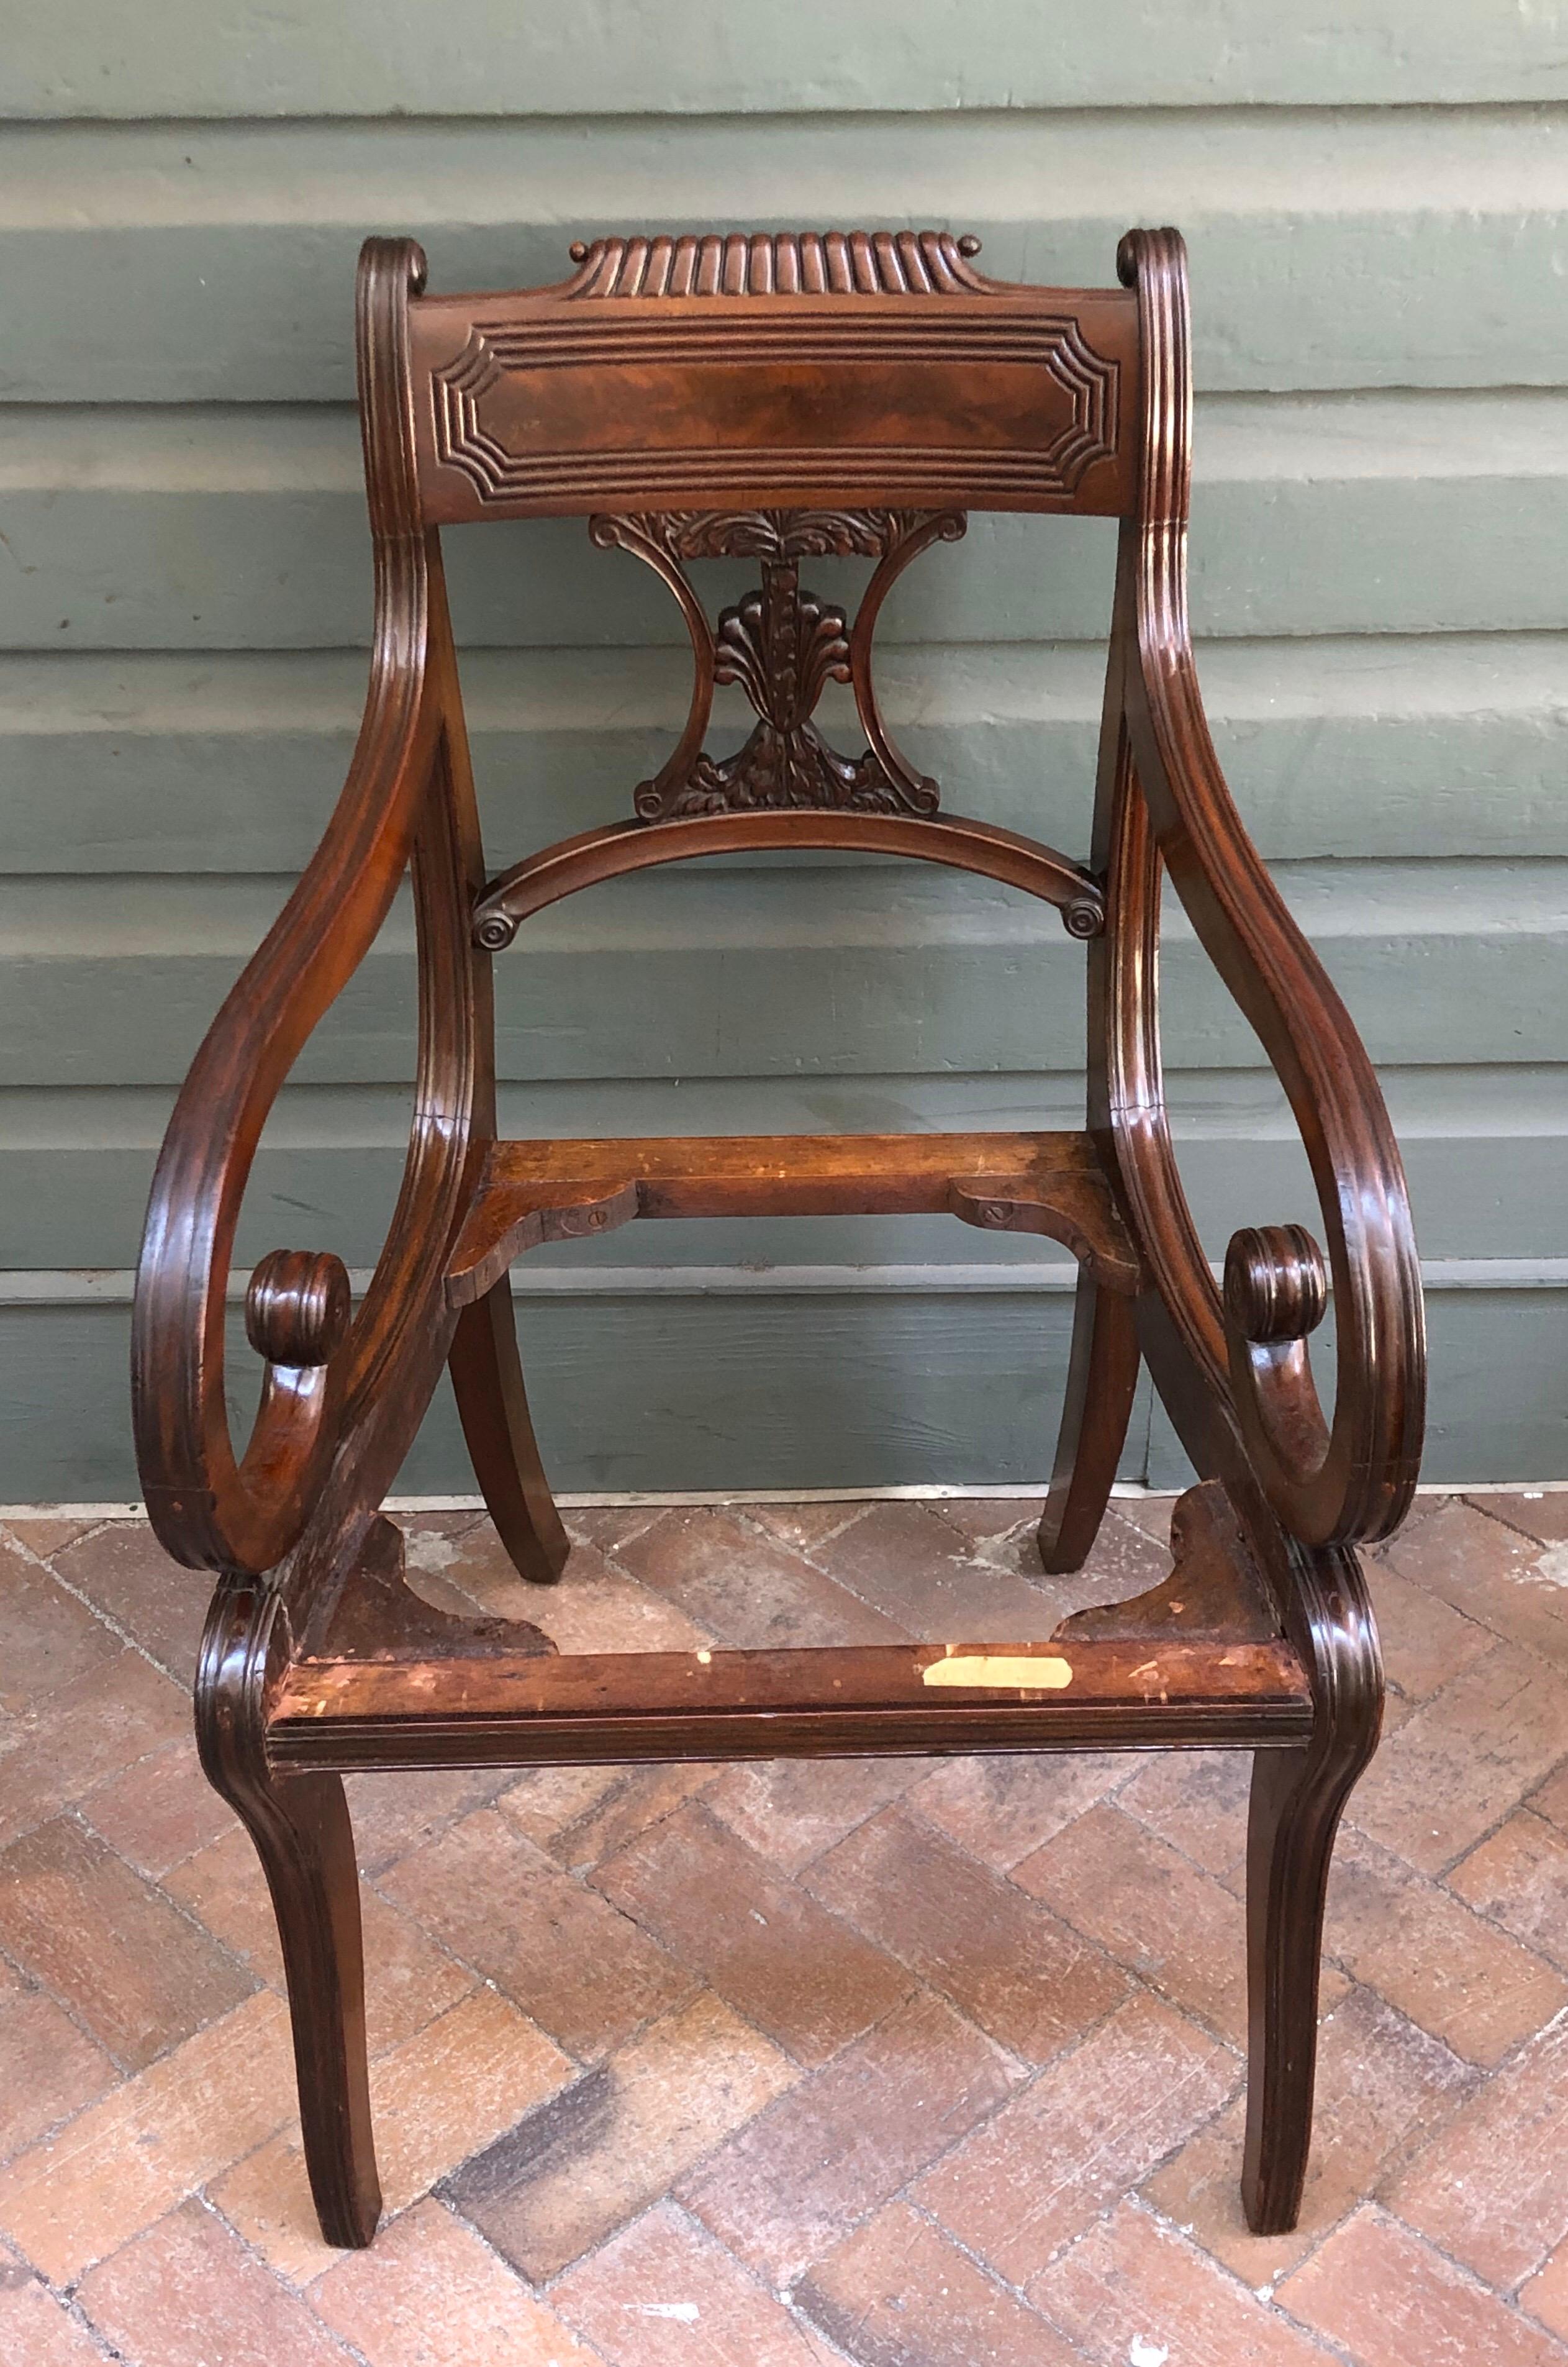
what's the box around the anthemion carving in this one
[589,506,968,819]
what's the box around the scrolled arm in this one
[132,610,439,1573]
[1117,227,1426,1547]
[132,236,446,1577]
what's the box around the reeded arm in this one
[132,239,461,1577]
[1115,229,1425,1546]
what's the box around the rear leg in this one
[450,1275,569,1585]
[1037,1275,1140,1574]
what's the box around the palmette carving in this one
[591,504,966,819]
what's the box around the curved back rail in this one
[470,807,1105,950]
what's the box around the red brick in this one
[1326,1827,1568,2066]
[0,1819,253,2070]
[0,1992,116,2164]
[928,1495,1048,1556]
[1058,1504,1177,1592]
[553,2200,846,2365]
[1383,1499,1568,1673]
[0,1651,188,1847]
[562,1501,664,1553]
[1366,1554,1494,1701]
[593,1802,910,2066]
[1523,2239,1568,2344]
[0,2269,109,2366]
[217,1988,573,2284]
[0,1535,120,1713]
[76,2199,353,2367]
[500,1761,718,1870]
[49,1526,207,1683]
[1115,1747,1252,1886]
[736,1500,871,1555]
[530,1537,717,1656]
[167,1824,479,2055]
[1350,1642,1568,1874]
[444,1991,796,2281]
[1105,1492,1181,1542]
[311,2195,597,2365]
[679,1989,1020,2286]
[1032,2198,1336,2363]
[0,1989,294,2283]
[343,1765,512,1876]
[78,1735,233,1878]
[1449,1809,1568,1970]
[914,1992,1236,2284]
[0,1515,102,1560]
[381,1806,692,2061]
[1144,1984,1477,2283]
[1277,2205,1568,2367]
[797,2201,1076,2367]
[1532,1758,1568,1832]
[1014,1802,1251,2042]
[1386,2010,1568,2287]
[907,1749,1130,1871]
[1467,1492,1568,1546]
[704,1754,932,1875]
[805,1806,1127,2061]
[802,1499,1056,1640]
[614,1507,910,1647]
[410,1521,712,1655]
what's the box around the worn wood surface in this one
[445,1130,1140,1306]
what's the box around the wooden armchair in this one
[131,227,1425,2250]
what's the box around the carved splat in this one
[590,506,966,819]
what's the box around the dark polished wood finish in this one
[133,225,1425,2251]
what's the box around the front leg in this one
[196,1576,381,2248]
[1243,1542,1382,2232]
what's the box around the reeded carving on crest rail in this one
[590,506,966,819]
[561,229,990,299]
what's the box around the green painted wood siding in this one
[1,12,1566,1498]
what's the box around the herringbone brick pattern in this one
[0,1489,1565,2363]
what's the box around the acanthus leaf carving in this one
[590,507,966,820]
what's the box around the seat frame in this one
[132,225,1426,2251]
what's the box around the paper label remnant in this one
[922,1654,1073,1690]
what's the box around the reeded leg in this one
[1038,1276,1140,1574]
[1243,1732,1368,2232]
[196,1579,381,2247]
[235,1770,381,2247]
[450,1274,569,1586]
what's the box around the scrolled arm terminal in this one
[1224,1225,1329,1346]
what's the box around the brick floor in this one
[0,1491,1564,2362]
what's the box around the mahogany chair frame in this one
[132,226,1426,2250]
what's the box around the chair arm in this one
[1127,631,1425,1547]
[1119,227,1426,1548]
[132,552,441,1576]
